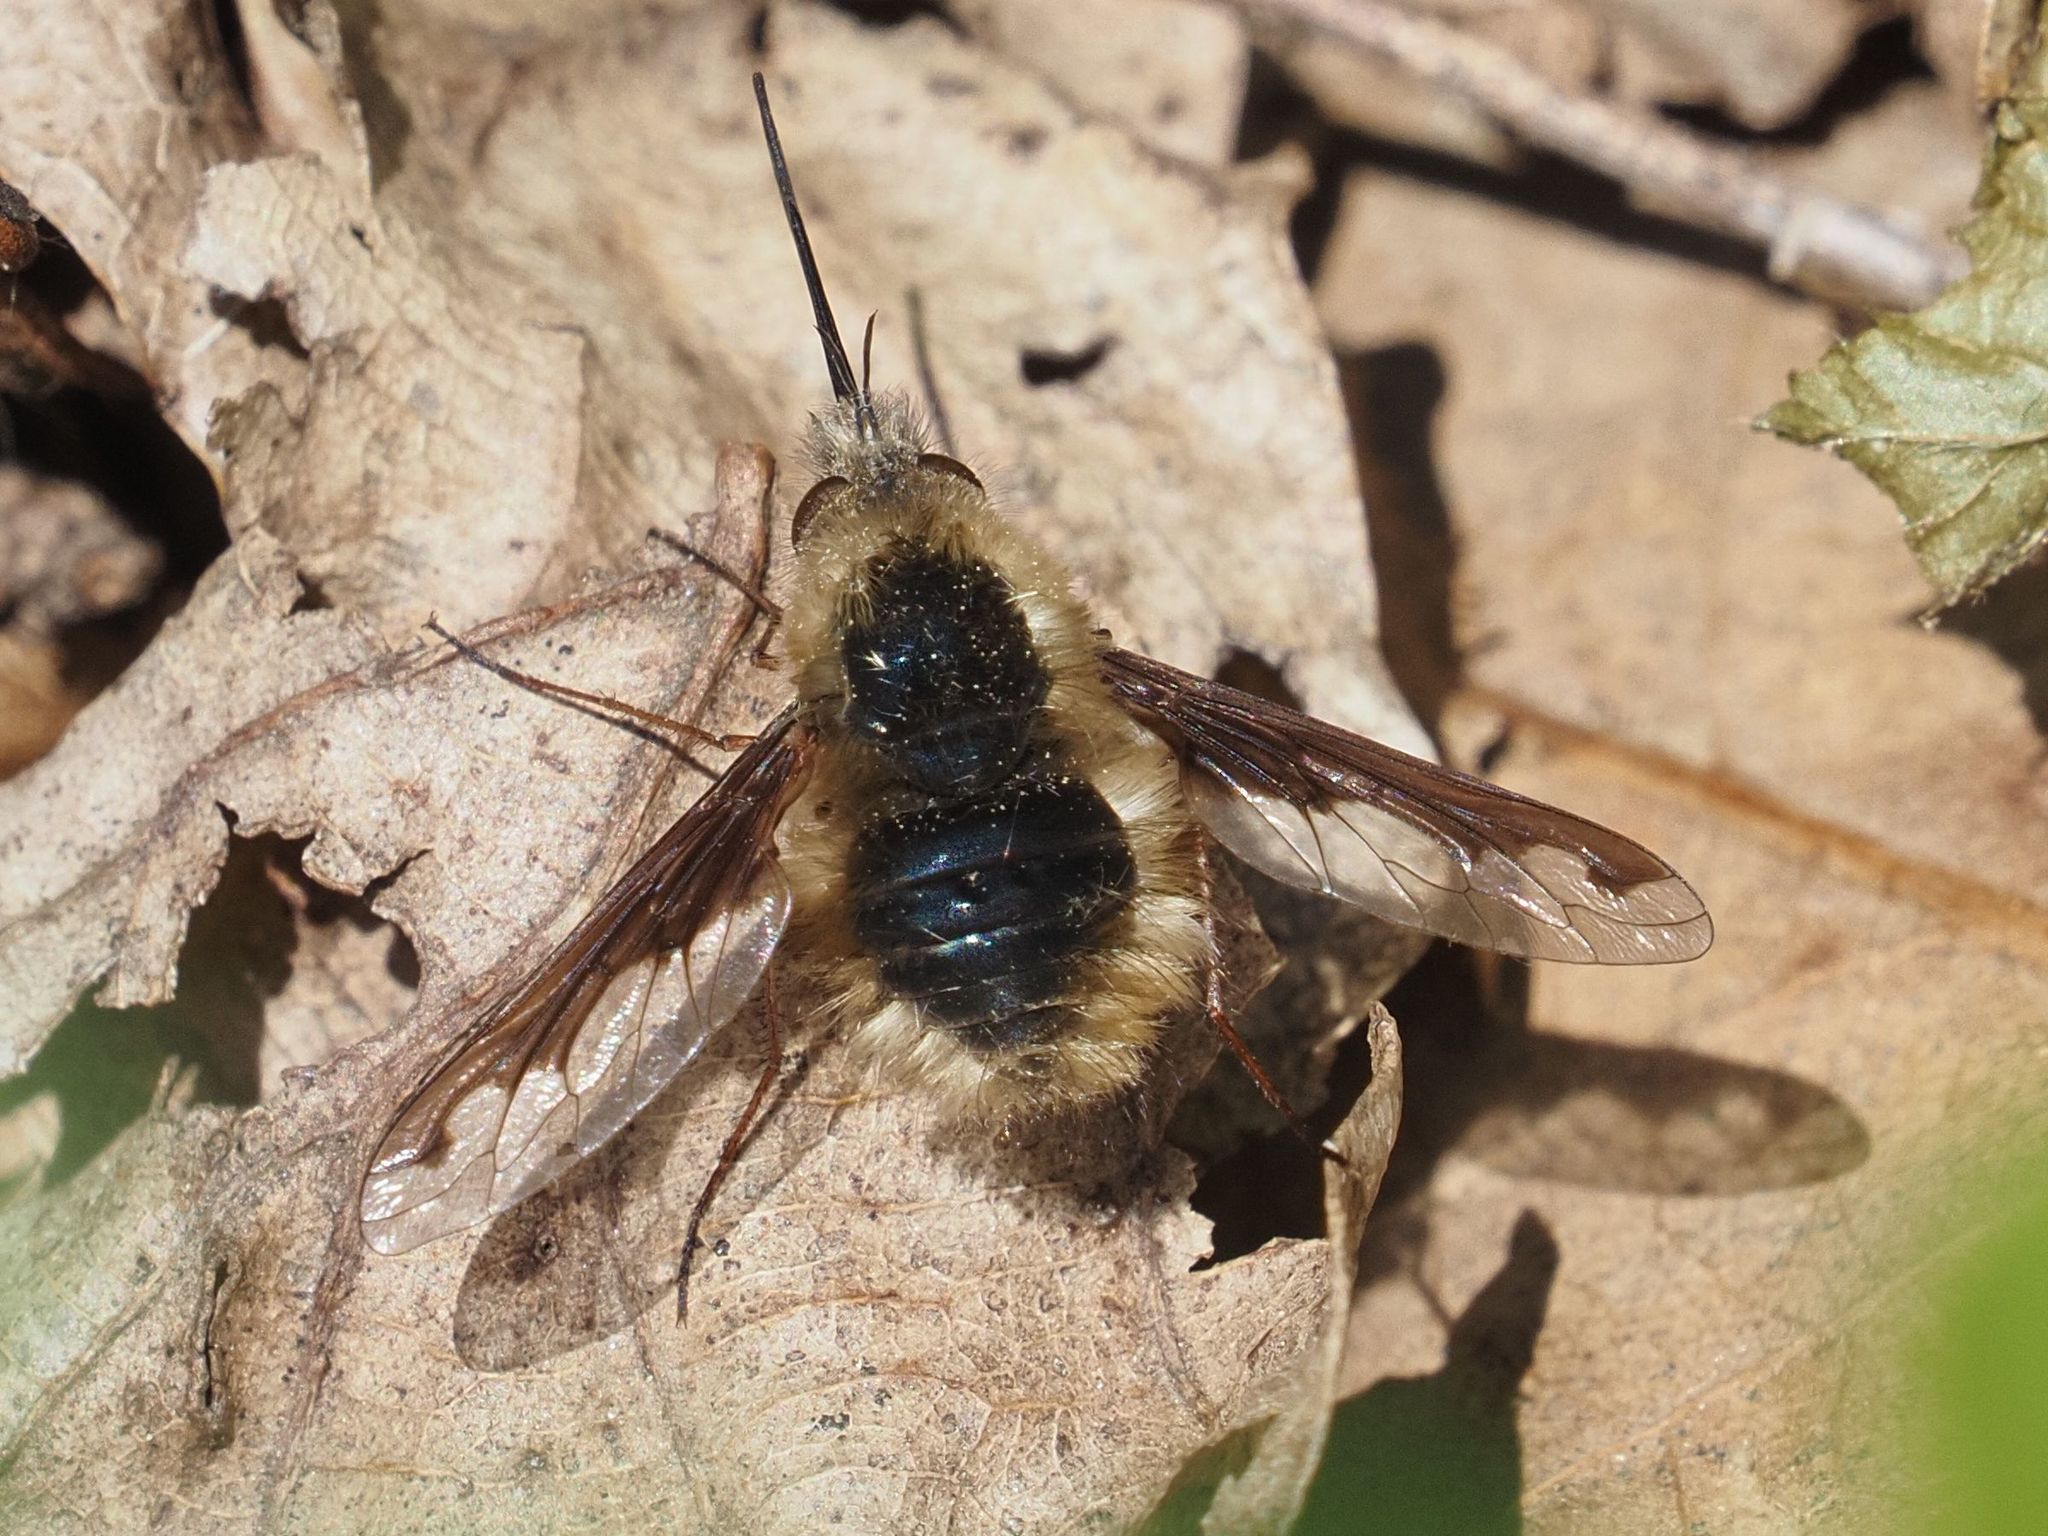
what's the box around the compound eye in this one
[918,453,984,493]
[792,475,852,544]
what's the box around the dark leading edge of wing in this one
[1100,648,1711,965]
[361,710,816,1255]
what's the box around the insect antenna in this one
[752,73,877,440]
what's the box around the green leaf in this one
[1762,50,2048,609]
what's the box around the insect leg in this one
[1195,834,1315,1144]
[645,527,784,667]
[905,287,959,458]
[675,966,785,1322]
[427,617,760,752]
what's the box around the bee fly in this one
[360,76,1712,1297]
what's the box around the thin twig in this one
[1250,0,1970,311]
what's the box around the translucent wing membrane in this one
[362,711,816,1254]
[1101,650,1711,964]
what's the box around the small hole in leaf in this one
[820,0,961,30]
[0,834,417,1188]
[1019,335,1113,388]
[1212,647,1301,710]
[288,577,333,615]
[210,292,310,362]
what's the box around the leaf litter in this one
[1313,10,2048,1529]
[0,2,1413,1532]
[8,1,2040,1532]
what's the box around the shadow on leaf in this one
[0,832,413,1191]
[1297,1210,1558,1536]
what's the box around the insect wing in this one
[1101,649,1710,964]
[361,711,816,1255]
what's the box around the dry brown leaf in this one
[0,0,294,456]
[1756,55,1983,231]
[1588,0,1887,130]
[1315,75,2044,1528]
[0,2,1411,1531]
[1915,0,2038,107]
[0,467,161,634]
[18,0,2003,1528]
[0,467,165,774]
[952,0,1252,166]
[1201,1011,1402,1535]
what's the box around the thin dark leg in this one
[646,528,784,667]
[428,617,759,753]
[906,287,958,457]
[1195,836,1315,1143]
[675,968,784,1322]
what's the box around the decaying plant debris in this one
[5,1,2048,1533]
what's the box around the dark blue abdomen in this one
[847,775,1134,1049]
[839,542,1048,795]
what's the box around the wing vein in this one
[1100,648,1710,965]
[360,709,816,1255]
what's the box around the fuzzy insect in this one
[360,76,1711,1293]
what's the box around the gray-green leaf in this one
[1762,64,2048,608]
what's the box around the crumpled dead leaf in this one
[1763,19,2048,610]
[17,1,2015,1530]
[0,1,1412,1531]
[1200,1011,1402,1536]
[1916,0,2038,108]
[0,466,164,774]
[0,467,161,634]
[1586,0,1877,129]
